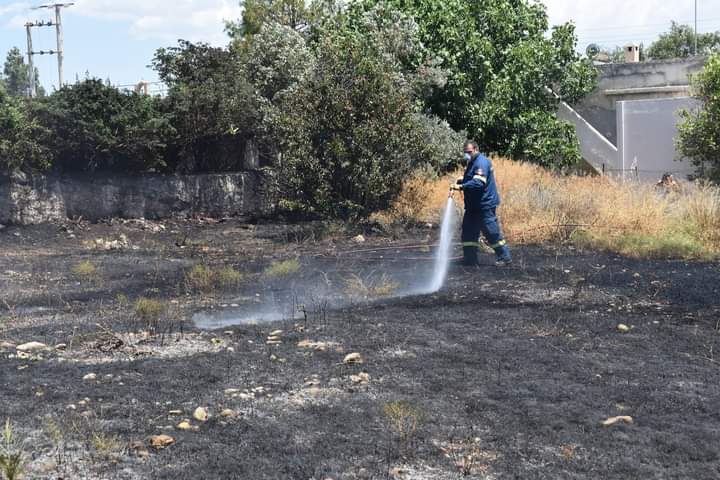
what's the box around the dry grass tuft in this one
[71,261,97,279]
[91,431,125,460]
[263,259,301,278]
[134,298,165,321]
[186,265,243,292]
[383,401,423,442]
[377,158,720,259]
[345,274,400,298]
[0,419,26,480]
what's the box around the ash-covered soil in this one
[1,218,719,480]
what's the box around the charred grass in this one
[1,220,720,479]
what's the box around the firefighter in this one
[450,141,512,266]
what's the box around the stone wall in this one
[0,170,274,225]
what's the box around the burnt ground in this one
[1,218,720,480]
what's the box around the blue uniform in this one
[458,153,511,264]
[461,153,500,211]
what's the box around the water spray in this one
[423,186,458,293]
[194,186,459,328]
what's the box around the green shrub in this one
[263,9,463,219]
[153,41,262,173]
[0,86,53,173]
[678,52,720,181]
[30,79,173,173]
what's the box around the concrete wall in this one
[557,101,619,173]
[0,170,275,225]
[616,97,699,181]
[574,57,707,145]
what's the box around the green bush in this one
[0,86,52,173]
[153,41,263,173]
[678,53,720,181]
[29,79,173,173]
[259,7,464,218]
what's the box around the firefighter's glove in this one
[449,184,463,191]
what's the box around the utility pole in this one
[25,2,73,94]
[695,0,698,55]
[55,4,65,85]
[26,24,35,97]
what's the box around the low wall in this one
[0,170,275,225]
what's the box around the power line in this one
[573,17,720,33]
[24,2,73,96]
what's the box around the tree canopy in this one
[647,22,720,60]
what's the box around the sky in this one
[1,0,720,92]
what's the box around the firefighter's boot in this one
[462,246,480,266]
[494,244,512,266]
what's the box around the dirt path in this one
[1,220,719,479]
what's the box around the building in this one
[559,57,707,181]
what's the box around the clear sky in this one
[1,0,720,93]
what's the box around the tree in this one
[2,47,43,97]
[255,8,464,218]
[352,0,597,169]
[226,0,310,46]
[152,40,263,172]
[647,22,720,60]
[677,53,720,180]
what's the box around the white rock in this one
[343,352,364,365]
[193,407,209,422]
[353,235,366,243]
[83,373,97,381]
[176,420,193,431]
[602,415,633,427]
[617,324,630,333]
[350,372,370,385]
[16,341,48,352]
[269,330,283,337]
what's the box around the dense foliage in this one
[678,53,720,181]
[31,79,173,172]
[0,85,52,172]
[152,41,262,173]
[1,0,598,218]
[350,0,597,168]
